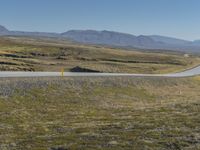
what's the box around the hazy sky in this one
[0,0,200,40]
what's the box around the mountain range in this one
[1,25,200,53]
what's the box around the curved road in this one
[0,66,200,78]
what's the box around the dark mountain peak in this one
[0,25,9,34]
[0,25,8,31]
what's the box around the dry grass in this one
[0,36,200,73]
[0,76,199,149]
[0,36,200,149]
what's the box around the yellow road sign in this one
[61,68,64,77]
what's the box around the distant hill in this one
[149,35,190,45]
[61,30,200,52]
[193,40,200,46]
[0,25,200,53]
[61,30,162,48]
[11,31,60,38]
[0,25,60,38]
[0,25,10,35]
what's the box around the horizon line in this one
[1,24,198,42]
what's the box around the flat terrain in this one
[0,76,200,150]
[0,36,200,73]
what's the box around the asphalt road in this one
[0,66,200,78]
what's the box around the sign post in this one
[61,68,64,77]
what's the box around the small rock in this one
[108,141,118,145]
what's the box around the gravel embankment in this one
[0,76,188,98]
[0,77,64,97]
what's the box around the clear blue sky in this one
[0,0,200,40]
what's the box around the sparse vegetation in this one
[0,76,199,149]
[0,36,200,149]
[0,36,200,73]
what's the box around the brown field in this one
[0,36,200,73]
